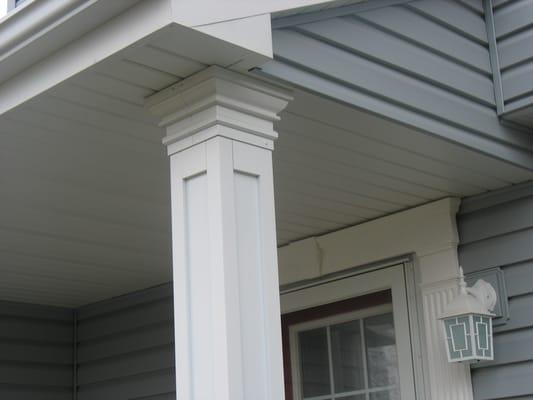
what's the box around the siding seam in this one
[77,344,174,367]
[349,13,493,77]
[453,0,486,16]
[76,367,175,390]
[503,88,533,105]
[271,0,415,29]
[496,21,533,42]
[500,54,533,74]
[403,3,488,45]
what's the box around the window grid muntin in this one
[295,308,399,400]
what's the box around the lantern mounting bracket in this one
[467,279,497,313]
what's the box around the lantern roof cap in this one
[439,267,497,319]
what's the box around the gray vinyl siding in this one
[0,301,73,400]
[458,182,533,400]
[261,0,533,170]
[76,284,175,400]
[494,0,533,109]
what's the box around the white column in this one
[146,66,292,400]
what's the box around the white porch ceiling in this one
[1,34,532,307]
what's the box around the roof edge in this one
[0,0,92,62]
[0,0,143,86]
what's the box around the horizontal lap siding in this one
[494,0,533,111]
[458,183,533,400]
[0,301,73,400]
[76,284,175,400]
[264,0,533,168]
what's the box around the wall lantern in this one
[439,267,497,363]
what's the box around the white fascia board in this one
[194,13,273,59]
[0,0,137,83]
[171,0,343,26]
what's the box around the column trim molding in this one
[145,65,292,154]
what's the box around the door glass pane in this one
[364,313,400,388]
[331,320,364,393]
[369,388,401,400]
[299,327,331,398]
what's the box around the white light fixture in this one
[439,267,497,363]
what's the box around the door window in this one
[284,291,401,400]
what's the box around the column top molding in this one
[145,65,292,154]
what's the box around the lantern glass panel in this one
[444,317,465,361]
[473,314,493,359]
[450,323,467,351]
[458,316,473,358]
[443,319,459,360]
[443,315,476,362]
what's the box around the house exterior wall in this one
[76,284,175,400]
[0,301,73,400]
[458,182,533,400]
[259,0,533,169]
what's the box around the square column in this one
[146,66,292,400]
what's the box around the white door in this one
[281,263,417,400]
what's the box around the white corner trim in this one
[193,13,273,58]
[171,0,347,27]
[278,197,461,285]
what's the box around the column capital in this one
[145,65,292,155]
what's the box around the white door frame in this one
[281,261,419,400]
